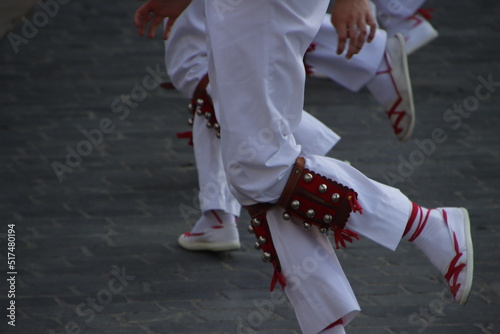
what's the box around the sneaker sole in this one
[178,236,241,252]
[458,207,474,305]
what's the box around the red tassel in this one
[269,265,287,291]
[348,193,363,214]
[416,8,434,20]
[176,131,193,146]
[333,228,360,249]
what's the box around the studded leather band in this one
[244,203,286,291]
[278,157,361,230]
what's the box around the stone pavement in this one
[0,1,499,333]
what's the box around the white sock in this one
[191,210,237,233]
[403,203,455,273]
[366,53,398,109]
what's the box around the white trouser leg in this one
[267,207,359,334]
[373,0,426,24]
[304,155,412,250]
[193,109,242,217]
[205,0,330,205]
[193,109,340,216]
[306,13,386,92]
[164,0,208,98]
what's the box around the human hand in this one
[330,0,376,59]
[134,0,192,39]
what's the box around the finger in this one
[148,15,165,39]
[134,7,151,36]
[134,4,155,37]
[336,25,347,55]
[355,21,367,51]
[345,24,358,59]
[366,17,377,43]
[164,17,177,40]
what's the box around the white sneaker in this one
[434,208,474,305]
[384,33,415,142]
[178,225,241,252]
[386,13,439,55]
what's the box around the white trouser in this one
[305,13,387,92]
[191,108,340,216]
[165,0,340,215]
[204,1,413,332]
[373,0,426,23]
[206,0,331,205]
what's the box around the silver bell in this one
[323,214,333,224]
[206,122,213,128]
[205,112,212,120]
[306,209,315,218]
[282,211,291,220]
[187,103,193,111]
[254,241,261,250]
[303,173,313,183]
[247,225,254,234]
[258,236,267,245]
[188,117,193,126]
[262,252,272,262]
[318,184,328,193]
[319,227,328,234]
[252,217,261,227]
[214,123,220,130]
[196,98,204,106]
[331,193,340,203]
[216,131,221,139]
[303,222,312,230]
[290,200,300,210]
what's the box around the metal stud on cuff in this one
[303,173,313,183]
[247,225,254,233]
[303,222,312,230]
[262,252,272,262]
[306,209,315,218]
[282,211,291,220]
